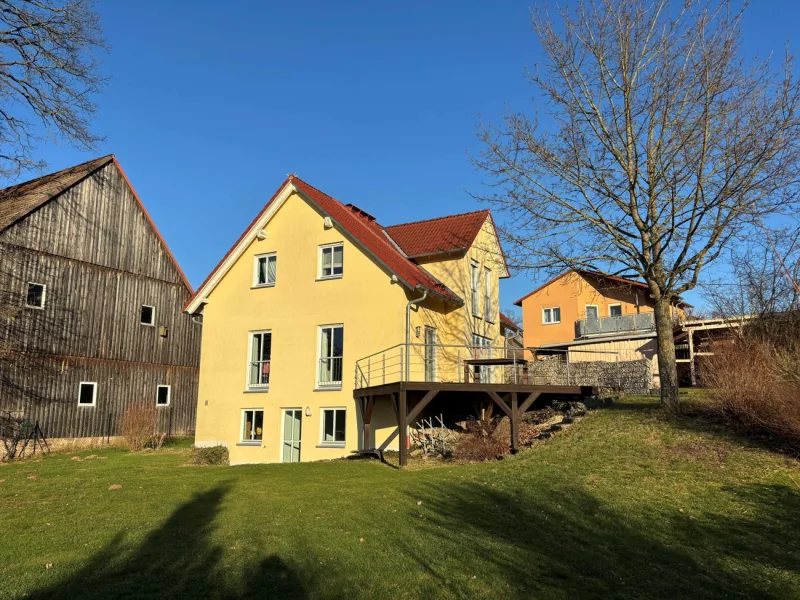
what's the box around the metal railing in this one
[318,356,343,387]
[354,342,522,389]
[576,312,655,337]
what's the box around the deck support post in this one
[510,392,519,452]
[688,328,696,387]
[399,389,408,467]
[360,396,375,451]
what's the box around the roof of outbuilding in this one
[383,210,491,258]
[499,312,520,330]
[0,155,114,231]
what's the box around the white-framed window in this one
[318,324,344,387]
[609,303,623,318]
[470,260,480,317]
[483,267,493,322]
[253,253,277,287]
[156,385,171,407]
[141,305,155,326]
[25,282,46,309]
[471,334,492,383]
[248,331,272,390]
[77,382,97,406]
[585,304,599,321]
[320,408,346,446]
[241,409,264,442]
[542,307,561,324]
[319,243,344,279]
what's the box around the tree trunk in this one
[653,298,680,412]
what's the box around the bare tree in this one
[0,0,106,179]
[473,0,800,410]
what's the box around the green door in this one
[282,409,302,463]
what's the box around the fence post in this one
[367,357,371,387]
[382,352,386,385]
[457,349,461,383]
[616,354,621,391]
[566,350,571,385]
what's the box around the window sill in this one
[314,386,342,392]
[316,276,343,282]
[244,388,269,393]
[140,323,155,327]
[542,322,561,325]
[251,283,275,289]
[77,404,96,408]
[156,404,170,408]
[25,305,45,310]
[236,442,262,447]
[316,443,345,449]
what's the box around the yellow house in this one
[184,176,513,465]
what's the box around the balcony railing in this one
[354,343,525,389]
[576,312,655,337]
[318,356,343,387]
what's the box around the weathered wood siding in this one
[0,162,201,438]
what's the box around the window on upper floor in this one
[483,267,494,322]
[543,307,561,324]
[319,243,343,279]
[609,304,623,318]
[321,408,346,446]
[25,282,46,309]
[254,253,277,287]
[470,261,480,317]
[141,305,155,326]
[248,331,272,390]
[318,324,344,387]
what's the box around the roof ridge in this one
[385,208,490,229]
[0,154,114,193]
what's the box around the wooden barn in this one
[0,155,201,440]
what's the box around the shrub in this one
[191,445,229,466]
[119,404,163,452]
[702,335,800,448]
[453,418,509,462]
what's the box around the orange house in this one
[514,269,688,349]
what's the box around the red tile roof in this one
[499,312,520,330]
[513,268,690,308]
[185,176,464,311]
[384,210,491,258]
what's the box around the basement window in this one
[141,305,155,326]
[78,382,97,407]
[156,385,171,407]
[25,282,46,309]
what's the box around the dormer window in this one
[254,253,277,287]
[319,243,343,279]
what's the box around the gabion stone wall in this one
[527,358,653,395]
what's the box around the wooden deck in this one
[354,381,595,466]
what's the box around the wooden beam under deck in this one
[353,381,594,399]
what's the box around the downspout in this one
[405,288,428,380]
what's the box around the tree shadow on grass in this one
[25,484,308,600]
[403,481,800,599]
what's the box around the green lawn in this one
[1,396,799,600]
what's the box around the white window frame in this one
[241,408,264,443]
[25,282,47,309]
[317,324,344,388]
[609,303,623,318]
[247,330,272,391]
[77,381,97,407]
[140,304,155,326]
[156,384,171,407]
[483,267,494,322]
[253,252,277,287]
[585,304,600,321]
[542,307,561,324]
[318,242,344,280]
[470,260,480,317]
[319,407,347,446]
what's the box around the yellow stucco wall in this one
[195,191,408,465]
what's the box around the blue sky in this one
[16,0,800,311]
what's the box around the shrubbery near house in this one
[190,445,229,465]
[120,405,165,452]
